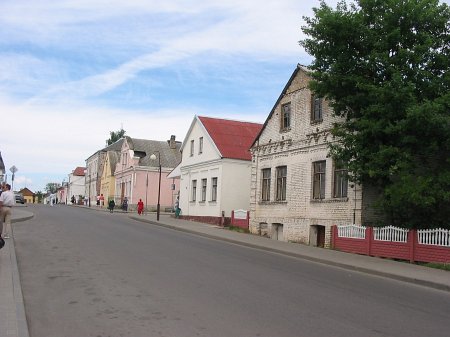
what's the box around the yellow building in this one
[19,187,35,204]
[100,150,119,206]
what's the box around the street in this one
[13,205,450,337]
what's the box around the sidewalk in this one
[0,207,33,337]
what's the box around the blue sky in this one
[1,0,447,193]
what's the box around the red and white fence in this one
[332,225,450,263]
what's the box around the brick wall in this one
[250,66,362,247]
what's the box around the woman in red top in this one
[137,198,144,215]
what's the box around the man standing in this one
[0,184,15,239]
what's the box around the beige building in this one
[250,65,364,247]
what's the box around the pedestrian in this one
[0,184,15,239]
[108,199,115,213]
[137,198,144,215]
[96,195,100,206]
[71,195,76,204]
[100,194,104,207]
[122,197,128,212]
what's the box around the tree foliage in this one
[106,128,126,145]
[301,0,450,229]
[45,183,60,194]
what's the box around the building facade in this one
[114,135,181,211]
[179,116,262,224]
[250,65,363,247]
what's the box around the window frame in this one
[199,137,203,154]
[211,177,218,202]
[275,166,287,201]
[190,140,194,156]
[281,102,291,130]
[333,161,348,198]
[311,95,323,122]
[313,161,326,199]
[261,168,271,201]
[191,180,197,201]
[201,178,207,202]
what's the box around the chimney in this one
[169,135,176,149]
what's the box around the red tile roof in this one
[198,116,263,161]
[73,167,86,176]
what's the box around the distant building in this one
[19,187,35,204]
[113,135,181,211]
[68,166,86,204]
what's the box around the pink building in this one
[114,135,181,211]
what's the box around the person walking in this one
[0,184,15,239]
[108,199,115,213]
[137,198,144,215]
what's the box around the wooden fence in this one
[332,225,450,263]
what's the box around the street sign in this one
[10,165,18,174]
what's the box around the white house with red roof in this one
[178,115,262,225]
[68,166,86,204]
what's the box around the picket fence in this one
[418,228,450,247]
[333,225,450,263]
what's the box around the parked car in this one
[15,193,25,204]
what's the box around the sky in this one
[1,0,448,192]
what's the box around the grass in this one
[420,262,450,271]
[228,225,250,233]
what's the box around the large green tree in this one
[106,128,126,145]
[301,0,450,229]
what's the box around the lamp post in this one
[150,152,161,221]
[10,165,18,191]
[84,169,91,207]
[350,184,356,224]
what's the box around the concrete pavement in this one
[2,204,450,337]
[0,207,32,337]
[130,212,450,292]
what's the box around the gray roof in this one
[125,136,182,168]
[108,150,120,174]
[103,138,125,152]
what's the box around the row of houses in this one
[63,64,378,248]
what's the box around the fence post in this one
[408,229,416,263]
[366,227,373,256]
[247,211,250,228]
[331,225,336,249]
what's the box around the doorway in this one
[310,225,326,247]
[271,223,284,241]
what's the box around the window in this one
[281,103,291,130]
[201,178,207,201]
[190,140,194,156]
[191,180,197,201]
[261,168,271,201]
[313,161,326,199]
[211,177,218,201]
[333,161,348,198]
[199,137,203,154]
[311,95,323,122]
[276,166,287,201]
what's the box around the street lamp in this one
[150,152,161,221]
[84,169,91,207]
[350,184,356,224]
[10,165,18,191]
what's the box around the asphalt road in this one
[14,204,450,337]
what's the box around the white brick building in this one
[249,65,364,247]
